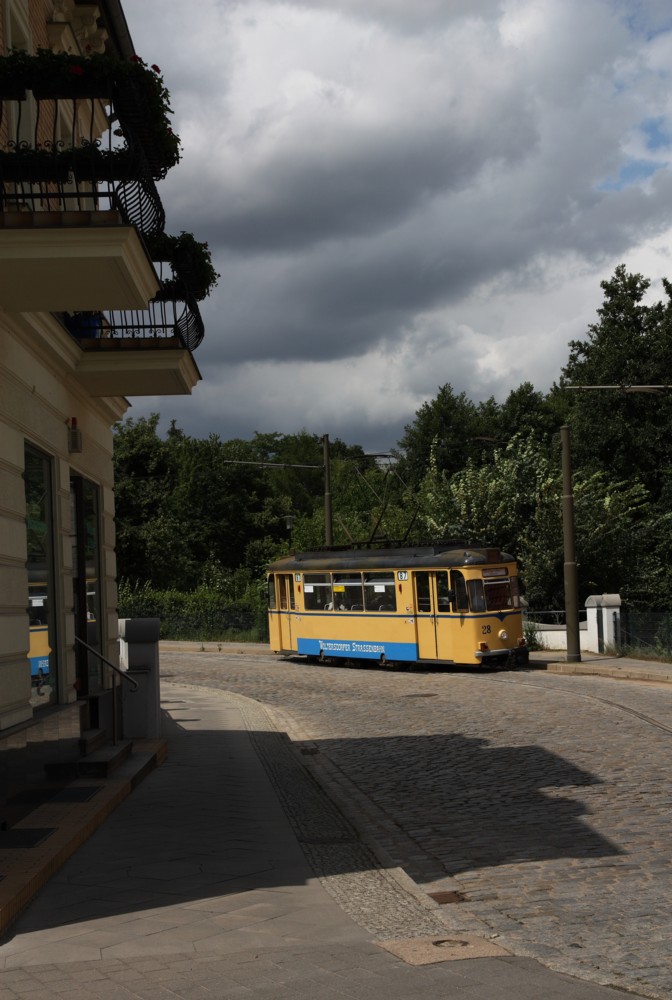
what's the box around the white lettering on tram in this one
[319,640,385,654]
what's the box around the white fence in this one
[526,594,621,653]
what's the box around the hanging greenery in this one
[146,231,221,301]
[0,49,181,175]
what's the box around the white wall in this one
[527,594,622,654]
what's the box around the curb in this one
[528,656,672,685]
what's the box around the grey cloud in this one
[123,0,672,449]
[260,0,504,34]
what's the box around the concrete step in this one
[45,740,133,781]
[78,728,108,756]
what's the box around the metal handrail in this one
[75,635,138,747]
[75,635,138,690]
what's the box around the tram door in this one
[414,571,455,661]
[276,575,295,650]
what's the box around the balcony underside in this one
[73,337,201,396]
[0,217,159,311]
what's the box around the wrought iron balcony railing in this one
[0,96,165,236]
[0,50,180,179]
[61,262,204,353]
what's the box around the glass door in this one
[414,570,457,661]
[25,445,58,707]
[414,571,438,659]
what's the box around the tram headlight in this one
[498,629,508,640]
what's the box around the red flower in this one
[130,54,143,63]
[69,64,85,76]
[151,64,161,74]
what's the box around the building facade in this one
[0,0,205,818]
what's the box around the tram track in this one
[491,672,672,736]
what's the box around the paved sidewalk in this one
[0,681,647,999]
[529,649,672,684]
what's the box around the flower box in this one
[0,149,71,183]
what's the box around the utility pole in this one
[561,425,581,662]
[322,433,333,546]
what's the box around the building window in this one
[25,444,58,707]
[71,476,103,694]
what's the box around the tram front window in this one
[485,580,513,610]
[468,577,514,612]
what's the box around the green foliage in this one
[415,434,651,608]
[523,619,546,651]
[562,264,672,501]
[145,231,220,300]
[118,579,268,642]
[112,268,672,620]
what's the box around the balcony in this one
[65,263,203,396]
[0,107,167,311]
[0,47,178,311]
[0,52,209,394]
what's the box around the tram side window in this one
[364,573,397,612]
[509,576,521,608]
[304,574,332,611]
[332,573,364,611]
[450,571,469,612]
[267,576,277,610]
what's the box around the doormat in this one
[0,828,56,849]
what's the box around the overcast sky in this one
[122,0,672,451]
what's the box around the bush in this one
[118,580,269,642]
[523,618,546,651]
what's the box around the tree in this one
[113,415,185,584]
[561,264,672,500]
[396,385,485,486]
[414,435,650,608]
[499,382,562,443]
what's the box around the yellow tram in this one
[267,543,529,668]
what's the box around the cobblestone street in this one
[161,646,672,999]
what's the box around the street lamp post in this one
[322,434,333,546]
[283,514,295,549]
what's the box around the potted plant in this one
[67,142,141,182]
[63,312,104,340]
[0,146,71,183]
[0,48,31,100]
[112,55,181,178]
[27,48,114,99]
[146,231,220,301]
[0,49,181,176]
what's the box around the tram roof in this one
[267,544,515,573]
